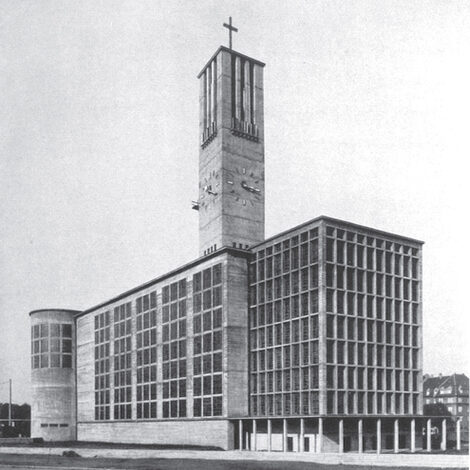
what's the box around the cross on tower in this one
[223,16,238,50]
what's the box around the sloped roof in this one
[423,373,469,397]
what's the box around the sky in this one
[0,0,469,404]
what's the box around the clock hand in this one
[241,181,261,194]
[203,185,217,195]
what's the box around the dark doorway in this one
[399,433,407,449]
[287,436,294,452]
[304,437,310,452]
[386,434,394,449]
[344,435,352,452]
[371,435,377,450]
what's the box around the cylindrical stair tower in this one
[30,309,79,440]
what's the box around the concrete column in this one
[376,418,382,454]
[267,419,272,452]
[441,418,446,451]
[211,59,217,127]
[252,419,257,451]
[217,48,231,130]
[202,71,207,131]
[283,418,288,452]
[426,418,431,452]
[239,420,243,450]
[206,66,211,129]
[130,301,137,421]
[199,70,206,139]
[317,417,323,453]
[411,418,416,453]
[300,418,305,452]
[394,419,399,453]
[235,56,241,121]
[245,431,250,450]
[339,419,344,453]
[252,65,258,125]
[243,60,251,124]
[318,223,327,416]
[358,419,363,453]
[456,418,461,451]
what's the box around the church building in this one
[30,22,445,453]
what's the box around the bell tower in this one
[195,20,265,256]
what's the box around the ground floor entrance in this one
[232,416,463,453]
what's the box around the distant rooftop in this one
[423,373,469,396]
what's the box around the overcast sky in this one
[1,0,469,404]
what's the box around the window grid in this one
[193,264,223,417]
[31,323,72,369]
[94,311,111,420]
[136,291,157,419]
[249,228,321,416]
[324,226,421,415]
[162,280,187,418]
[113,303,132,420]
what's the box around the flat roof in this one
[75,247,250,318]
[29,308,82,317]
[252,215,424,249]
[197,45,265,78]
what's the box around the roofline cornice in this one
[75,247,251,319]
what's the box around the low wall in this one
[0,438,34,445]
[77,419,233,449]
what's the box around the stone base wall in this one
[77,419,234,449]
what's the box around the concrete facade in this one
[248,217,423,419]
[77,419,233,448]
[28,41,435,452]
[72,250,249,448]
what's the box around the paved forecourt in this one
[0,446,468,468]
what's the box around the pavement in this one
[0,445,468,468]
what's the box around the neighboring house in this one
[423,373,469,442]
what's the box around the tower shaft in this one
[197,47,265,256]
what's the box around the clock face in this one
[198,167,263,209]
[199,169,220,209]
[225,166,263,206]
